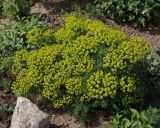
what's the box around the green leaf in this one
[121,118,131,128]
[130,108,140,120]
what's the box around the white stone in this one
[10,97,49,128]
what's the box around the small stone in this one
[10,96,49,128]
[30,3,49,14]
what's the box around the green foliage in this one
[109,108,152,128]
[108,107,160,128]
[0,56,12,91]
[0,0,1,5]
[0,57,12,71]
[66,101,91,124]
[0,21,26,57]
[0,15,47,58]
[27,28,54,49]
[2,0,31,19]
[0,78,11,91]
[0,102,14,112]
[66,99,109,124]
[145,107,160,128]
[95,0,160,26]
[12,16,149,111]
[84,3,101,18]
[145,50,160,88]
[146,51,160,75]
[0,56,13,77]
[0,15,47,91]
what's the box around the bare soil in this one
[102,18,160,48]
[49,110,110,128]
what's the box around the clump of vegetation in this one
[0,102,14,112]
[27,28,54,49]
[145,107,160,128]
[0,15,47,91]
[108,107,160,128]
[0,78,12,91]
[0,0,159,126]
[12,16,149,122]
[0,15,47,57]
[108,108,152,128]
[145,49,160,88]
[2,0,31,19]
[95,0,160,26]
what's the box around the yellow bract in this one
[12,16,150,108]
[27,27,54,47]
[27,28,43,44]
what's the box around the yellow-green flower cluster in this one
[27,28,43,44]
[27,27,54,48]
[82,71,118,102]
[12,16,150,108]
[103,36,149,72]
[120,76,136,93]
[12,50,29,76]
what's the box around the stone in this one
[30,3,49,14]
[10,96,49,128]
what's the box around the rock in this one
[30,3,49,14]
[10,96,49,128]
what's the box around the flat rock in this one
[31,3,49,14]
[10,96,49,128]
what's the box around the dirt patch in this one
[120,25,160,48]
[32,0,74,14]
[48,109,110,128]
[101,18,160,48]
[50,114,85,128]
[0,111,11,128]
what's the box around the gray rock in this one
[10,97,49,128]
